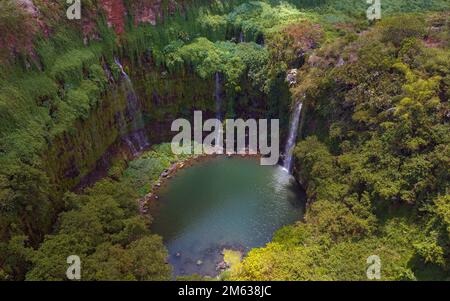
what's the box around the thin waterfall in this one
[114,57,150,155]
[283,101,303,173]
[239,31,244,43]
[114,57,130,82]
[214,72,223,151]
[114,57,140,123]
[123,136,138,156]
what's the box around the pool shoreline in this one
[147,156,306,278]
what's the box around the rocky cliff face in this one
[100,0,183,33]
[100,0,127,34]
[0,0,39,61]
[0,0,184,61]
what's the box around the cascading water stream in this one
[239,31,245,43]
[214,72,224,151]
[114,57,150,155]
[283,101,303,173]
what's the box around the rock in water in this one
[216,261,229,271]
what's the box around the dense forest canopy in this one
[0,0,449,280]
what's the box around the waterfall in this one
[283,101,303,173]
[114,57,130,82]
[214,72,224,151]
[114,58,150,155]
[239,31,244,43]
[123,136,138,156]
[122,130,150,157]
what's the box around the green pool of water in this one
[151,157,306,277]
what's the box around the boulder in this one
[286,69,298,86]
[216,261,230,271]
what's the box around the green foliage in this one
[0,236,33,281]
[125,236,171,280]
[230,241,327,281]
[65,89,91,120]
[0,0,37,62]
[226,2,308,40]
[164,38,270,91]
[236,11,450,280]
[82,236,171,281]
[1,0,449,281]
[26,234,88,281]
[306,199,375,241]
[303,0,450,24]
[122,143,192,196]
[230,217,435,280]
[380,15,427,47]
[24,143,185,280]
[50,48,99,84]
[294,136,335,197]
[435,195,450,239]
[0,162,55,245]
